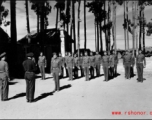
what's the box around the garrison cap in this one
[0,52,6,58]
[26,52,34,57]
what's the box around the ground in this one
[1,57,152,119]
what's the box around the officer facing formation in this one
[101,51,110,81]
[0,52,10,101]
[123,51,132,79]
[58,53,65,78]
[38,52,47,80]
[66,52,74,80]
[23,52,37,103]
[73,54,79,79]
[136,50,146,82]
[83,51,90,81]
[95,52,102,77]
[89,51,95,79]
[79,53,84,77]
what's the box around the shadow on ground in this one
[60,84,71,91]
[8,82,18,85]
[8,93,26,100]
[34,92,54,102]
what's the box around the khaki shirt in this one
[95,54,102,65]
[136,54,146,66]
[38,56,46,66]
[101,55,109,67]
[83,56,90,67]
[89,56,95,67]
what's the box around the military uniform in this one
[95,54,102,77]
[130,55,135,77]
[136,53,146,82]
[58,56,65,78]
[83,56,90,81]
[23,53,37,102]
[73,56,79,79]
[109,54,114,78]
[102,55,110,81]
[64,55,69,77]
[66,56,74,80]
[38,56,46,80]
[89,55,95,79]
[0,53,9,101]
[79,55,84,77]
[51,57,61,91]
[123,53,132,79]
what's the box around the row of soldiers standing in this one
[57,50,118,82]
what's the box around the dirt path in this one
[0,58,152,119]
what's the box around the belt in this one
[137,62,143,64]
[52,67,59,69]
[26,71,34,73]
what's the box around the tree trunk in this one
[72,1,76,52]
[126,1,129,50]
[77,0,81,58]
[25,0,30,33]
[10,0,17,77]
[142,7,145,54]
[104,1,107,51]
[95,20,97,52]
[84,0,87,50]
[96,20,99,52]
[99,21,103,52]
[132,1,135,57]
[108,1,111,52]
[136,2,139,56]
[139,6,142,50]
[37,14,39,34]
[56,7,59,29]
[124,1,127,50]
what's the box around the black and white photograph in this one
[0,0,152,119]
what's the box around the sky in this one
[1,0,152,51]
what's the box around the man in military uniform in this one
[123,51,132,79]
[58,53,65,79]
[23,52,37,103]
[38,52,47,80]
[64,52,69,77]
[101,51,110,81]
[113,51,118,77]
[79,53,84,77]
[95,52,102,77]
[51,52,61,92]
[66,52,74,80]
[83,51,90,81]
[136,50,146,82]
[73,54,79,79]
[0,52,10,101]
[89,51,95,79]
[130,51,135,78]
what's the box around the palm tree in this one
[72,0,76,51]
[77,0,81,57]
[84,0,87,50]
[126,1,129,50]
[25,0,30,33]
[123,1,127,50]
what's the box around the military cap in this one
[0,52,6,58]
[53,52,57,55]
[26,52,34,57]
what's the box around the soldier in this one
[95,52,102,77]
[101,51,110,81]
[66,52,74,80]
[130,51,135,78]
[89,51,95,79]
[83,51,90,81]
[64,52,69,77]
[0,52,10,101]
[123,51,132,79]
[113,51,118,77]
[109,51,114,79]
[51,52,61,92]
[73,53,79,79]
[136,50,146,82]
[58,53,65,78]
[38,52,46,80]
[79,53,84,77]
[23,52,37,103]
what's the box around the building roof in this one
[18,28,74,45]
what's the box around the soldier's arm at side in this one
[5,62,10,79]
[143,55,146,67]
[44,56,47,67]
